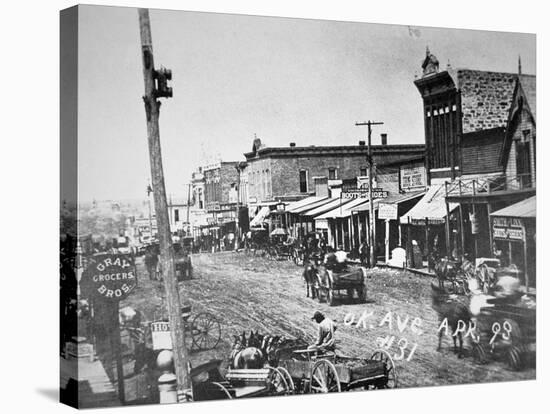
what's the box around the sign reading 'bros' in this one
[81,254,137,301]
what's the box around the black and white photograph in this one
[57,3,539,410]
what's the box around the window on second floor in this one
[360,167,367,177]
[299,170,308,193]
[174,209,179,222]
[328,168,337,180]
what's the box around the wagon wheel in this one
[276,367,295,394]
[370,349,398,389]
[209,381,232,399]
[267,367,290,395]
[472,342,489,365]
[190,312,221,350]
[309,359,341,393]
[501,318,523,347]
[506,345,524,371]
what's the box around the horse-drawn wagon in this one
[278,348,397,393]
[314,266,368,306]
[193,345,397,400]
[471,297,536,371]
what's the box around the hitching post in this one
[138,8,193,402]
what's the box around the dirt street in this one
[123,251,535,389]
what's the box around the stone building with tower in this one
[407,48,536,289]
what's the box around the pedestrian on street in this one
[359,238,370,267]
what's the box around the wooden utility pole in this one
[186,183,192,234]
[138,8,192,402]
[355,120,384,267]
[147,183,153,238]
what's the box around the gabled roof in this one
[500,74,537,167]
[518,74,536,120]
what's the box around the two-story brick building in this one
[243,136,425,210]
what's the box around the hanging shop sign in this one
[80,254,137,301]
[469,212,480,235]
[378,203,398,220]
[492,216,524,241]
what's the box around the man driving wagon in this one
[307,311,337,353]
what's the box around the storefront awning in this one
[351,190,426,213]
[302,198,352,217]
[400,185,457,225]
[286,196,329,213]
[315,197,369,220]
[290,197,335,214]
[250,206,271,227]
[490,196,536,218]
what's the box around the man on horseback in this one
[307,311,337,353]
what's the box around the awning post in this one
[445,200,451,258]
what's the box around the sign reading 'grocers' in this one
[81,254,137,301]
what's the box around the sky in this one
[76,5,535,203]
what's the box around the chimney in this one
[358,140,365,146]
[289,142,296,147]
[381,133,388,146]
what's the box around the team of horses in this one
[229,330,308,369]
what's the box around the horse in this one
[302,262,318,299]
[430,283,471,358]
[230,331,265,369]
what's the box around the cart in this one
[315,266,367,306]
[278,348,397,393]
[471,298,536,371]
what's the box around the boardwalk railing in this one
[445,173,534,197]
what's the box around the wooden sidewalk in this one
[60,356,121,408]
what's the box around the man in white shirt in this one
[308,311,337,352]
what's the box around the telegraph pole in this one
[355,120,384,268]
[147,183,153,238]
[186,183,191,235]
[138,9,192,402]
